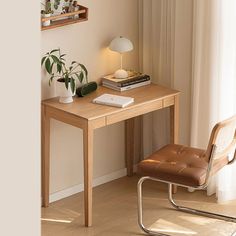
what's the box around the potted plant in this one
[41,0,54,27]
[53,0,62,15]
[41,48,88,103]
[53,0,61,10]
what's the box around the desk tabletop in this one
[42,84,179,121]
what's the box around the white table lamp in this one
[109,36,133,79]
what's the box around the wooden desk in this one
[41,83,180,227]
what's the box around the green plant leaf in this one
[51,55,60,64]
[60,54,66,58]
[54,0,60,10]
[69,66,73,71]
[49,75,54,86]
[74,73,79,82]
[70,78,76,93]
[65,76,69,90]
[41,56,47,66]
[72,61,77,65]
[79,64,88,83]
[57,63,62,74]
[75,72,84,83]
[79,63,88,76]
[50,62,54,74]
[45,58,51,74]
[50,49,59,54]
[79,72,84,82]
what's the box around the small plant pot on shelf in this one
[42,13,51,26]
[56,79,75,104]
[73,3,80,19]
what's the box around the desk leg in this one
[125,118,135,176]
[42,105,50,207]
[83,124,94,227]
[170,95,179,193]
[170,95,179,144]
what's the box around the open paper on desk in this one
[93,94,134,108]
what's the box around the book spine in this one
[119,80,151,91]
[102,79,118,87]
[102,74,150,87]
[102,80,151,91]
[103,76,150,88]
[120,75,150,87]
[102,83,121,91]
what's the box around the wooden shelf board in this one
[41,4,88,31]
[41,9,86,22]
[41,17,88,31]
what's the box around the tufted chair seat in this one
[137,144,228,187]
[137,116,236,236]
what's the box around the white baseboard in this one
[49,167,132,203]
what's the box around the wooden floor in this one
[42,176,236,236]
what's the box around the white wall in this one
[41,0,139,195]
[0,1,40,236]
[41,0,193,199]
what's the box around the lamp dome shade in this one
[109,36,134,53]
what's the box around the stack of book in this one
[101,71,151,91]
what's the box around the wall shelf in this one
[41,5,88,31]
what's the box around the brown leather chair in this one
[137,116,236,235]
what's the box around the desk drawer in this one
[106,100,163,125]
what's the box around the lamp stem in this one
[120,53,123,70]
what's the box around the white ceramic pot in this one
[56,80,75,104]
[73,6,80,19]
[42,13,51,27]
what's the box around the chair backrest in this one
[205,115,236,165]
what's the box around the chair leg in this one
[168,184,236,223]
[137,177,236,236]
[137,177,171,236]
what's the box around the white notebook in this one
[93,94,134,108]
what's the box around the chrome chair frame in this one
[137,144,236,235]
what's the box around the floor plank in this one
[42,176,236,236]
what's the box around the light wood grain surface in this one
[42,176,236,236]
[41,83,180,227]
[42,84,179,121]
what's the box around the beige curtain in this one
[139,0,175,158]
[139,0,193,157]
[139,0,236,202]
[191,0,236,202]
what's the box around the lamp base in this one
[114,69,128,79]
